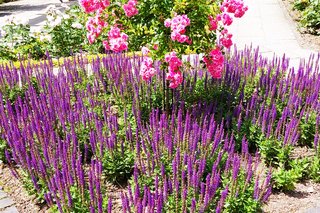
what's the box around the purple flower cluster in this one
[122,107,271,212]
[0,46,319,212]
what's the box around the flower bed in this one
[0,0,320,212]
[0,46,319,212]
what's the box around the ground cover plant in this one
[293,0,320,34]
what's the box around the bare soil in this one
[263,181,320,213]
[281,0,320,51]
[262,146,320,213]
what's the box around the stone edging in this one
[0,187,18,212]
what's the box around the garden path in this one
[229,0,319,68]
[0,0,76,32]
[0,189,18,213]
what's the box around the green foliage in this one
[49,185,92,213]
[308,155,320,182]
[0,76,39,105]
[21,172,47,204]
[259,138,292,168]
[293,0,320,34]
[102,148,135,183]
[233,120,264,152]
[43,5,88,57]
[224,190,261,213]
[0,19,46,60]
[268,151,320,190]
[183,78,237,122]
[293,0,310,11]
[272,167,299,191]
[299,112,317,147]
[0,45,16,60]
[0,0,16,4]
[289,157,311,180]
[272,157,311,191]
[0,138,6,163]
[223,170,263,213]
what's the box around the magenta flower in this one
[123,0,138,17]
[166,71,183,89]
[79,0,110,14]
[208,15,218,31]
[165,14,191,44]
[220,29,233,48]
[203,48,224,78]
[103,26,128,52]
[222,13,233,26]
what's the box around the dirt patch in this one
[280,0,320,51]
[263,180,320,212]
[290,146,316,159]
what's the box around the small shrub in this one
[43,5,88,57]
[294,0,320,34]
[259,138,292,168]
[289,158,310,180]
[272,167,299,191]
[102,148,135,183]
[233,120,264,153]
[299,112,317,147]
[0,17,46,60]
[308,155,320,182]
[293,0,310,11]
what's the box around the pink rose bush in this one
[165,51,183,88]
[79,0,110,13]
[203,48,225,79]
[122,0,138,17]
[164,14,191,44]
[80,0,248,88]
[103,26,128,52]
[220,29,233,49]
[140,47,156,81]
[86,14,108,44]
[221,0,248,18]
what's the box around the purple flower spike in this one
[108,197,112,213]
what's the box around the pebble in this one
[306,187,315,193]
